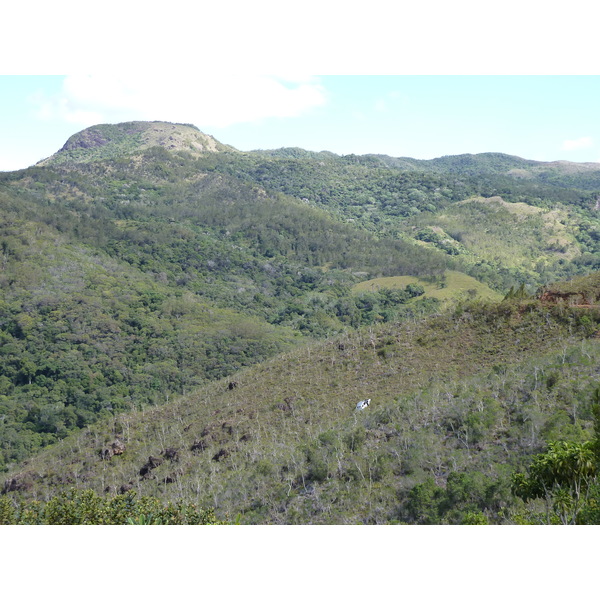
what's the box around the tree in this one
[511,388,600,524]
[512,441,597,524]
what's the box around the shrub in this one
[0,489,225,525]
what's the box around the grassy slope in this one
[352,270,503,303]
[5,297,600,523]
[403,196,581,282]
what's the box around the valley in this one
[2,121,600,524]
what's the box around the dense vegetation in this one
[0,196,306,468]
[0,150,450,468]
[3,121,600,524]
[4,292,600,524]
[189,145,600,293]
[0,488,224,524]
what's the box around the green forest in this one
[3,121,600,524]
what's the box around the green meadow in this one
[353,270,503,303]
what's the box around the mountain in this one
[196,143,600,290]
[1,122,457,469]
[36,121,235,166]
[2,120,600,524]
[366,151,600,186]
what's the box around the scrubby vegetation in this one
[0,488,224,524]
[5,293,600,524]
[3,121,600,524]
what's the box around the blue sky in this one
[2,2,599,172]
[2,75,600,171]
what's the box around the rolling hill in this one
[2,121,600,524]
[4,290,600,523]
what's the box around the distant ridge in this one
[37,121,236,166]
[365,151,598,174]
[34,119,600,178]
[31,120,600,193]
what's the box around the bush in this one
[0,489,225,525]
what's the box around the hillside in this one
[403,195,583,285]
[0,191,301,468]
[196,145,600,290]
[4,293,600,523]
[352,270,503,304]
[2,121,600,524]
[1,123,454,468]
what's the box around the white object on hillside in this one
[355,398,371,410]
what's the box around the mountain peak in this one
[37,121,235,166]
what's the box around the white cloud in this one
[374,99,388,112]
[373,90,410,113]
[0,154,30,172]
[562,136,594,151]
[32,75,327,129]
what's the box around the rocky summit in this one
[37,121,234,166]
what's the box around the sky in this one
[2,2,600,172]
[2,74,600,172]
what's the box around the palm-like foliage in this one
[512,400,600,524]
